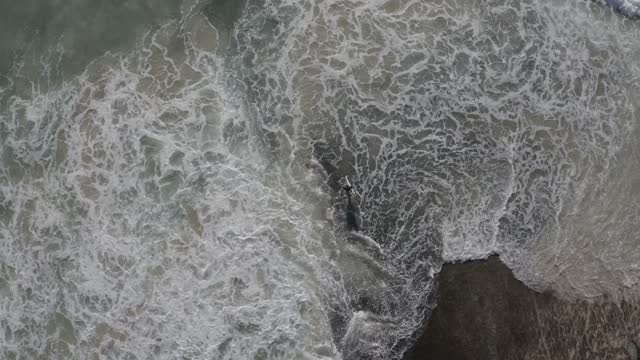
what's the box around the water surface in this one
[1,0,639,359]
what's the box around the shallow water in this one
[1,0,639,359]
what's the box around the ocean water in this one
[1,0,639,359]
[608,0,640,17]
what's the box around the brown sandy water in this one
[1,0,640,358]
[409,256,640,360]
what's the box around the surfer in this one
[342,177,362,232]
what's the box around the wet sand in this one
[406,256,640,360]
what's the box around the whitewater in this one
[0,0,639,358]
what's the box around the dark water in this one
[0,0,181,82]
[1,0,639,359]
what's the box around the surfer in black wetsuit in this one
[342,177,362,232]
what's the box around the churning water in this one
[1,0,639,358]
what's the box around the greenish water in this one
[1,0,639,359]
[0,0,182,79]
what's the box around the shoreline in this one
[405,255,640,360]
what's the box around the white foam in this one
[231,0,640,338]
[608,0,640,17]
[2,0,640,359]
[0,13,346,360]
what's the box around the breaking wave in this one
[1,0,639,358]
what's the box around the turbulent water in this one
[1,0,639,358]
[608,0,640,17]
